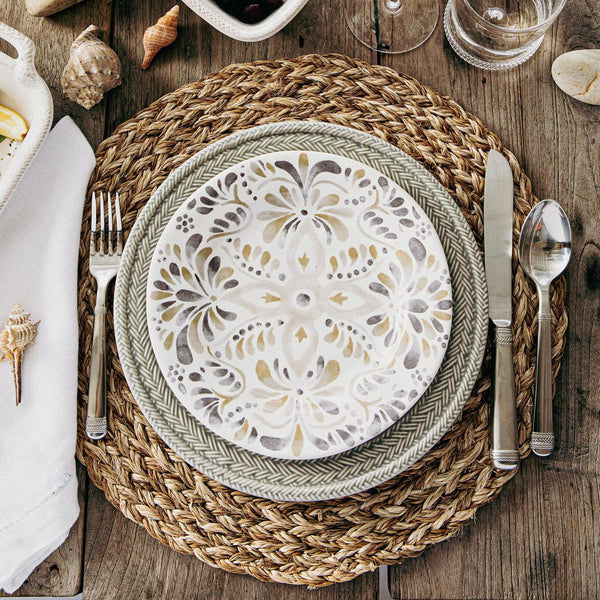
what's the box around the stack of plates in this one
[115,121,487,502]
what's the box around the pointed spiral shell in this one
[141,5,180,70]
[0,303,39,406]
[61,25,122,110]
[0,303,38,355]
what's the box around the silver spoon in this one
[518,200,571,456]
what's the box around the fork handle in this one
[87,287,108,439]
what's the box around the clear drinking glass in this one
[345,0,440,54]
[444,0,566,69]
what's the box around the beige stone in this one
[552,49,600,106]
[24,0,85,17]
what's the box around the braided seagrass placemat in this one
[76,54,567,587]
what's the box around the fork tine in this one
[99,191,105,255]
[107,192,113,255]
[90,191,97,255]
[115,192,123,254]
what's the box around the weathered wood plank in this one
[84,2,376,598]
[105,0,374,137]
[0,0,107,596]
[1,463,87,598]
[83,480,376,600]
[383,2,600,598]
[1,0,112,148]
[2,0,599,597]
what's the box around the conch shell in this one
[61,25,122,110]
[142,5,180,70]
[0,303,39,406]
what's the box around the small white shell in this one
[142,5,180,70]
[61,25,122,110]
[552,49,600,106]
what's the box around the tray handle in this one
[0,21,38,84]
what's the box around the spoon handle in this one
[532,287,554,456]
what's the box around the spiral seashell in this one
[141,5,180,70]
[0,303,39,406]
[61,25,122,110]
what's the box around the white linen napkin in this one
[0,116,95,594]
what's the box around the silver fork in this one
[86,191,123,440]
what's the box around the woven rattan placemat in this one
[76,54,567,587]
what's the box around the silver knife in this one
[484,150,519,470]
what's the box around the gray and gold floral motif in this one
[366,239,452,365]
[251,153,353,244]
[149,233,240,364]
[147,151,452,460]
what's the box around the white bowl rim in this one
[181,0,310,42]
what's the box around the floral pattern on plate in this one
[146,151,452,459]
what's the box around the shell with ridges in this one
[61,25,122,110]
[142,5,180,70]
[0,303,39,406]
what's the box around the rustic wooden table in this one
[2,0,599,598]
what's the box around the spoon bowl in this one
[518,199,571,456]
[518,200,571,286]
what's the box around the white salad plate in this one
[146,151,453,460]
[0,22,53,216]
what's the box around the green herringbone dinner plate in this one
[114,121,487,501]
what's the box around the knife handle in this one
[490,325,519,470]
[532,288,554,456]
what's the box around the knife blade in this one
[484,150,519,470]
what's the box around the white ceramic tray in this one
[0,22,53,216]
[181,0,309,42]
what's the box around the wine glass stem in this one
[383,0,403,15]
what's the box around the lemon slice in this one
[0,105,28,141]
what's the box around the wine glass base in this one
[345,0,439,54]
[443,1,544,69]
